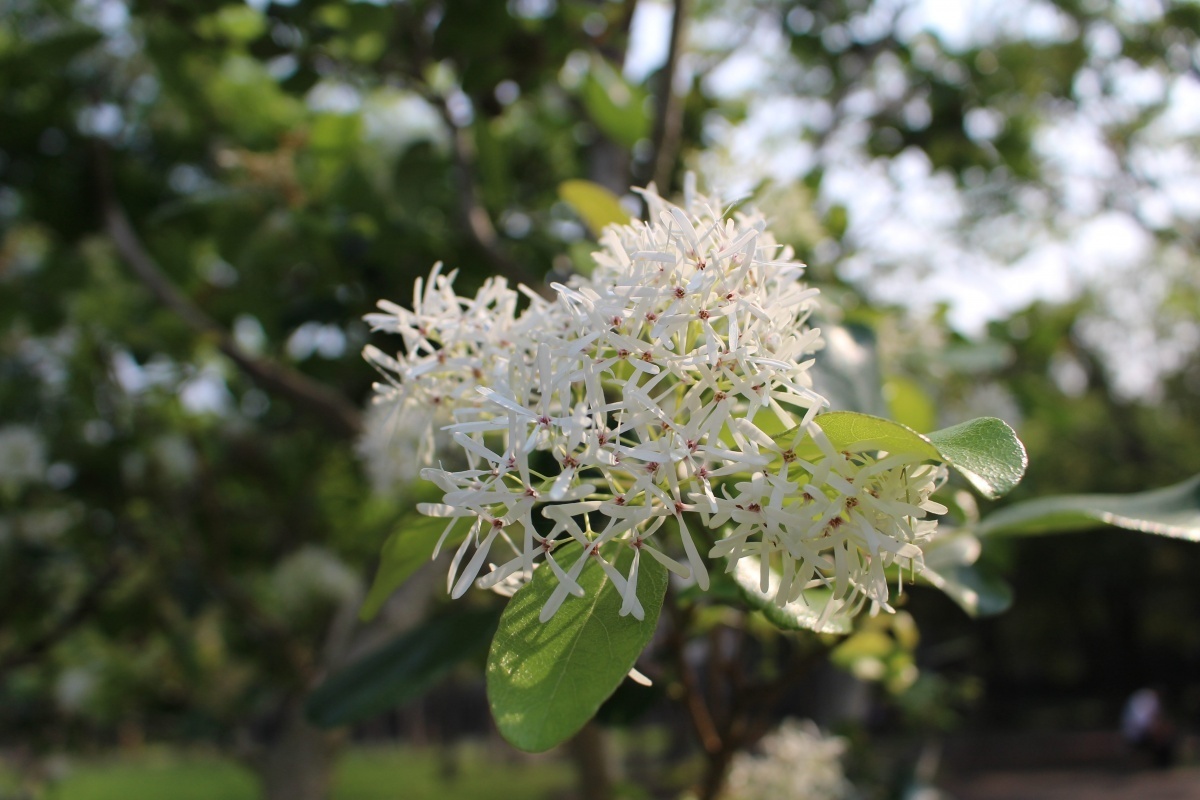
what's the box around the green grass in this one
[49,754,257,800]
[335,746,573,800]
[16,744,574,800]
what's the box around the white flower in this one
[356,400,444,493]
[363,178,948,622]
[705,421,948,615]
[726,719,853,800]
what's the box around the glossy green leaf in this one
[976,473,1200,541]
[731,557,852,635]
[810,412,1027,499]
[927,417,1028,499]
[558,180,631,238]
[306,606,499,728]
[486,543,666,752]
[359,514,471,621]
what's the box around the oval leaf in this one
[306,606,498,728]
[927,417,1028,499]
[976,473,1200,541]
[360,514,471,621]
[732,557,852,635]
[810,412,1027,500]
[486,544,666,752]
[559,180,631,238]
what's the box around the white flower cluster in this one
[363,181,947,622]
[725,719,853,800]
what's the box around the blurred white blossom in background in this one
[726,718,854,800]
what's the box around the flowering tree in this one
[321,179,1021,783]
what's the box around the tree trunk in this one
[247,700,343,800]
[566,721,614,800]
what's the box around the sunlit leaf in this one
[486,543,665,752]
[830,630,893,663]
[558,180,630,238]
[196,6,267,44]
[810,412,1027,499]
[813,411,941,460]
[927,417,1028,499]
[976,473,1200,541]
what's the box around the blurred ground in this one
[0,744,573,800]
[943,767,1200,800]
[941,731,1200,799]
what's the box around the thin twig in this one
[393,9,547,295]
[93,144,362,439]
[430,97,546,292]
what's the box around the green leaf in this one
[810,412,1027,500]
[831,630,893,664]
[912,528,1012,616]
[558,180,631,238]
[11,29,103,64]
[883,376,936,433]
[486,543,666,752]
[927,417,1028,499]
[196,6,268,43]
[813,411,941,461]
[305,606,499,728]
[976,473,1200,541]
[360,514,471,622]
[578,56,649,149]
[920,562,1013,617]
[731,557,853,635]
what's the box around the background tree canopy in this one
[2,0,1199,798]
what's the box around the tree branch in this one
[93,144,362,439]
[391,6,546,294]
[648,0,689,191]
[0,559,122,677]
[413,86,548,295]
